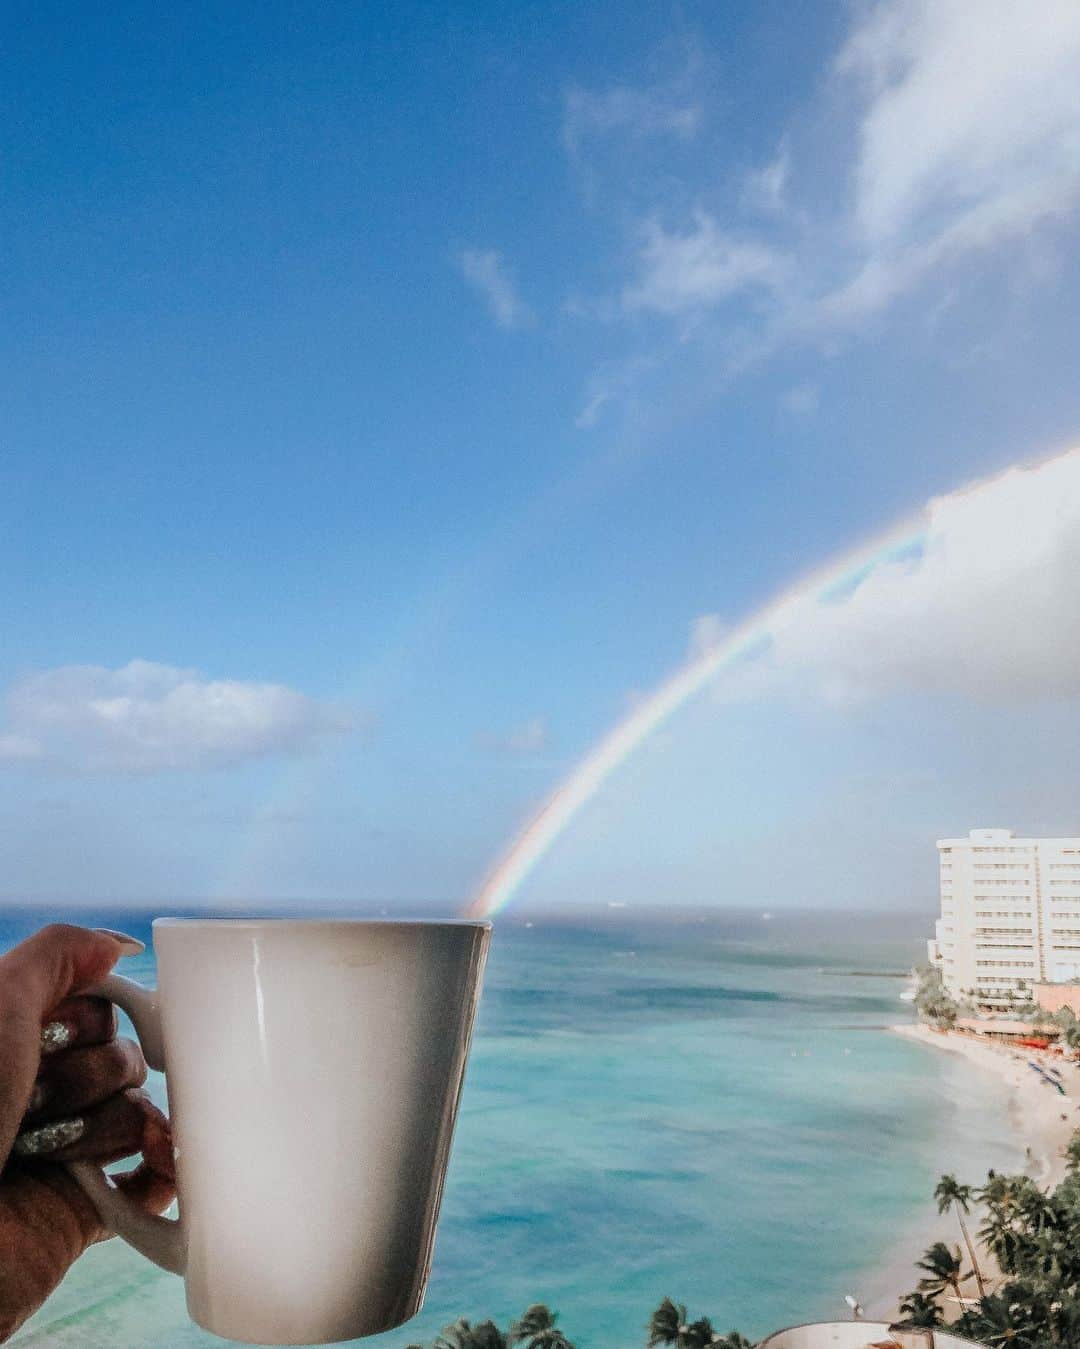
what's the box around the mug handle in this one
[65,973,186,1275]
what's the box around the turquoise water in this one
[4,907,1023,1347]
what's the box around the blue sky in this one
[4,1,1080,909]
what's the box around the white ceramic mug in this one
[67,917,491,1346]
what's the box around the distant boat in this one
[761,912,774,921]
[607,901,626,909]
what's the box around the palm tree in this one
[685,1319,717,1348]
[472,1328,511,1349]
[977,1172,1038,1274]
[916,1241,970,1305]
[647,1300,749,1348]
[896,1290,944,1328]
[1015,1184,1058,1238]
[961,1290,1040,1349]
[935,1173,986,1297]
[508,1304,574,1349]
[423,1320,508,1349]
[647,1299,688,1347]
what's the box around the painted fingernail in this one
[40,1021,73,1055]
[93,928,145,955]
[12,1116,86,1157]
[28,1082,47,1112]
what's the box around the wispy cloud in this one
[574,2,1080,420]
[0,660,355,773]
[622,211,788,316]
[574,354,658,429]
[742,143,790,216]
[823,0,1080,319]
[561,46,704,208]
[840,0,1080,247]
[563,81,700,163]
[458,248,533,329]
[477,716,551,755]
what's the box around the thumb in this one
[0,924,143,1164]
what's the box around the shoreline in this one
[860,1021,1080,1321]
[892,1022,1080,1188]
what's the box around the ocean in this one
[3,906,1024,1348]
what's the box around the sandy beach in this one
[893,1023,1080,1187]
[860,1022,1080,1321]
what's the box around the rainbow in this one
[463,519,926,918]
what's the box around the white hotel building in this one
[929,828,1080,1007]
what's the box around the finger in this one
[28,1038,147,1121]
[1,924,144,1016]
[112,1161,176,1217]
[0,925,142,1162]
[89,1112,176,1243]
[90,1161,177,1241]
[13,1087,158,1167]
[139,1099,175,1180]
[38,996,118,1057]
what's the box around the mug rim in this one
[153,916,492,931]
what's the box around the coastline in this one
[860,1021,1080,1321]
[892,1022,1080,1188]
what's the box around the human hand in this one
[0,925,175,1342]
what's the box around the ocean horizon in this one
[4,904,1025,1347]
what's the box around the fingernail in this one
[28,1082,47,1112]
[93,928,145,955]
[12,1116,86,1157]
[40,1021,73,1055]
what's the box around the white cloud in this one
[574,354,658,428]
[576,3,1080,419]
[840,0,1080,243]
[0,660,354,773]
[829,0,1080,314]
[575,380,613,430]
[563,82,700,161]
[623,211,788,316]
[755,447,1080,702]
[743,144,790,215]
[458,249,533,329]
[478,716,551,755]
